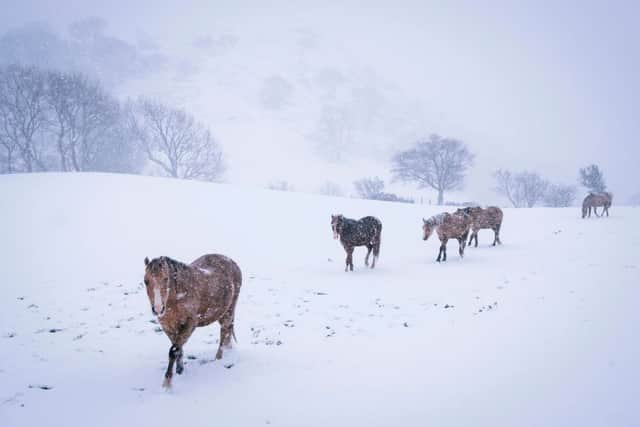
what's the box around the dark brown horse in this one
[422,212,472,262]
[582,192,613,218]
[456,206,503,247]
[331,214,382,271]
[143,254,242,388]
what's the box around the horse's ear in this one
[423,218,427,224]
[144,257,150,267]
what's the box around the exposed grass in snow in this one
[1,173,639,427]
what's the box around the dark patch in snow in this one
[131,387,145,392]
[28,384,53,390]
[27,304,38,309]
[224,363,234,369]
[154,327,163,333]
[17,296,25,301]
[4,332,17,338]
[48,328,63,333]
[315,292,328,296]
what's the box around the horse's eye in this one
[144,279,149,286]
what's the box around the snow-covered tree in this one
[579,164,606,193]
[544,183,577,207]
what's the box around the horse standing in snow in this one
[422,212,472,262]
[582,192,613,218]
[143,254,242,388]
[456,206,503,247]
[331,214,382,271]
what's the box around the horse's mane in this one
[148,256,189,293]
[425,213,447,226]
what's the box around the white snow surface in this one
[1,173,639,427]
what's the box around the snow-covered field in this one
[1,173,639,427]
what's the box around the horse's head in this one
[422,218,435,241]
[331,214,344,239]
[143,256,174,318]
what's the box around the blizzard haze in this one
[2,0,638,202]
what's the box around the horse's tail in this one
[373,221,382,258]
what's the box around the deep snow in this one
[1,173,639,427]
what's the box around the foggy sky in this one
[3,0,639,203]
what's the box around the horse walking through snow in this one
[143,254,242,388]
[331,214,382,271]
[456,206,503,247]
[582,192,613,218]
[422,212,472,262]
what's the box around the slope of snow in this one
[1,173,639,427]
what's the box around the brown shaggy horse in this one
[143,254,242,388]
[456,206,503,247]
[582,192,613,218]
[422,212,472,262]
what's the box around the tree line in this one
[352,135,606,207]
[0,64,225,181]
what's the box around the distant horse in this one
[582,192,613,218]
[456,206,503,247]
[143,254,242,388]
[422,212,472,262]
[331,214,382,271]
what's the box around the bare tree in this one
[392,134,474,205]
[318,181,344,197]
[493,169,549,207]
[313,105,354,162]
[47,71,122,171]
[579,164,606,193]
[544,183,577,207]
[0,64,49,172]
[128,98,225,181]
[268,180,295,191]
[354,176,385,199]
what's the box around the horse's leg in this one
[594,206,600,217]
[163,344,179,388]
[458,238,464,258]
[365,244,372,267]
[164,321,196,388]
[346,246,354,271]
[494,223,502,245]
[216,311,235,360]
[442,239,448,262]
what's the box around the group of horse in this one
[142,191,612,389]
[331,205,503,269]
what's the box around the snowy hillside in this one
[1,173,639,427]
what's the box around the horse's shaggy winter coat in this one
[422,212,472,262]
[331,214,382,271]
[582,192,613,218]
[456,206,503,247]
[144,254,242,388]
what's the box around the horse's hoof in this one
[162,378,172,389]
[176,366,184,375]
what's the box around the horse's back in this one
[191,254,242,286]
[360,216,382,231]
